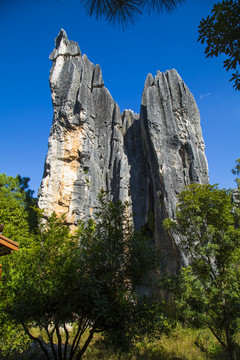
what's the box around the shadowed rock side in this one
[140,71,208,272]
[38,29,208,274]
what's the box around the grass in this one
[1,323,231,359]
[83,324,230,360]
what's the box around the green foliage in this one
[232,159,240,225]
[75,190,162,351]
[0,316,30,359]
[0,174,30,240]
[1,190,161,360]
[198,0,240,90]
[84,323,228,360]
[2,211,93,360]
[163,183,240,360]
[129,297,173,342]
[232,158,240,187]
[17,175,38,232]
[0,174,37,358]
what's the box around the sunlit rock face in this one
[38,29,208,272]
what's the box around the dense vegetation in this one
[0,163,239,359]
[0,177,162,359]
[163,183,240,360]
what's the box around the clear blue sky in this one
[1,0,239,195]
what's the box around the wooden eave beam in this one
[0,234,19,255]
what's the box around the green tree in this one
[0,174,31,240]
[0,174,37,358]
[77,191,162,349]
[232,158,240,187]
[198,0,240,90]
[232,158,240,225]
[79,0,185,28]
[1,191,161,360]
[17,175,38,232]
[163,183,240,360]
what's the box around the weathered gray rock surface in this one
[38,29,208,272]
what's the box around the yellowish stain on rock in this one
[56,126,84,224]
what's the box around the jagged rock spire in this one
[38,30,208,275]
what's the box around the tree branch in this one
[69,317,84,359]
[45,324,57,360]
[22,323,51,360]
[208,325,227,349]
[75,326,95,360]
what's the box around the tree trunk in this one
[75,328,95,360]
[56,325,63,360]
[223,311,237,360]
[63,324,69,360]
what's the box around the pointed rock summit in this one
[49,29,81,60]
[38,30,208,274]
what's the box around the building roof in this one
[0,234,19,256]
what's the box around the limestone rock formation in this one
[38,29,208,272]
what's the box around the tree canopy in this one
[0,189,161,360]
[198,0,240,90]
[0,174,36,358]
[163,183,240,360]
[0,174,35,241]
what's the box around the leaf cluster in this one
[198,0,240,90]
